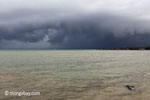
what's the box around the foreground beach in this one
[0,50,150,100]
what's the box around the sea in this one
[0,50,150,100]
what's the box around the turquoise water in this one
[0,50,150,100]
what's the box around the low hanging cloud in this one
[0,0,150,49]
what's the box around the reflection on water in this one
[0,50,150,100]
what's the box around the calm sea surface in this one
[0,50,150,100]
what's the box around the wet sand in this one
[0,50,150,100]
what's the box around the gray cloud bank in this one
[0,0,150,49]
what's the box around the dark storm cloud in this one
[0,0,150,49]
[1,14,150,49]
[0,25,45,42]
[45,15,150,49]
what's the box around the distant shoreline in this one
[0,47,150,50]
[99,47,150,50]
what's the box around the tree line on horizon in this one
[99,46,150,50]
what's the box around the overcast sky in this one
[0,0,150,49]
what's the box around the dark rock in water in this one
[125,85,135,90]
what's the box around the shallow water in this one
[0,50,150,100]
